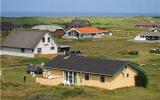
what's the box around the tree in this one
[135,72,148,88]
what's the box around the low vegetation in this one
[1,16,160,100]
[135,72,148,88]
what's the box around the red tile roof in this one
[74,27,108,34]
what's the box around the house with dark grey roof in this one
[0,30,58,57]
[36,55,144,90]
[65,18,91,28]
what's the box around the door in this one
[37,48,42,54]
[64,71,77,85]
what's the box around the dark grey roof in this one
[1,30,47,49]
[66,19,91,28]
[44,55,143,76]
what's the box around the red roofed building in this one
[64,27,109,39]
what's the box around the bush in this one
[127,51,139,55]
[149,49,160,54]
[135,72,148,88]
[118,50,139,55]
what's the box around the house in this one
[64,27,108,39]
[134,32,160,41]
[36,55,144,90]
[135,23,160,29]
[150,26,160,32]
[0,30,58,57]
[32,25,64,36]
[65,18,91,28]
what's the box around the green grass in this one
[1,55,50,68]
[1,36,160,100]
[1,16,160,29]
[1,16,160,100]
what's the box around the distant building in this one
[36,55,144,90]
[32,25,64,36]
[134,32,160,41]
[150,26,160,32]
[135,23,160,29]
[65,18,91,28]
[64,27,108,39]
[0,30,58,57]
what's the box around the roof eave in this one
[44,67,113,77]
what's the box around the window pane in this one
[51,47,54,50]
[21,48,25,53]
[42,37,45,42]
[100,75,105,83]
[37,48,42,53]
[48,37,50,42]
[127,73,129,78]
[84,73,89,80]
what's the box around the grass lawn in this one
[1,36,160,100]
[1,16,160,100]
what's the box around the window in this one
[48,37,50,42]
[125,66,127,69]
[100,75,105,83]
[42,37,45,42]
[140,35,145,38]
[44,44,49,46]
[37,48,42,53]
[51,47,54,50]
[21,48,25,53]
[127,73,129,78]
[84,73,89,80]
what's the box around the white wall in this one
[81,34,102,39]
[64,29,79,39]
[0,47,34,57]
[134,35,146,41]
[34,32,58,54]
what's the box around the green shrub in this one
[127,51,139,55]
[118,50,139,55]
[135,72,148,88]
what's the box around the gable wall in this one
[34,32,58,54]
[64,29,80,39]
[109,65,138,90]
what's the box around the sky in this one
[1,0,160,14]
